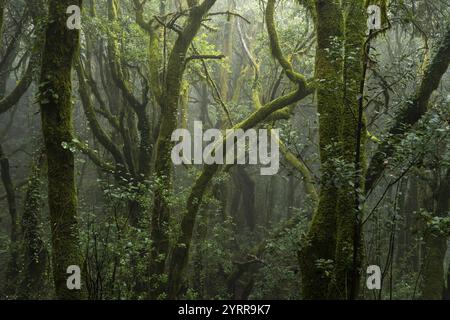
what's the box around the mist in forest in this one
[0,0,450,301]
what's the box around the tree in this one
[38,0,86,299]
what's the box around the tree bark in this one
[331,0,367,300]
[299,0,343,300]
[166,0,310,298]
[18,153,48,299]
[149,0,218,298]
[38,0,85,299]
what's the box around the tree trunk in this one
[38,0,85,299]
[0,144,19,296]
[420,172,450,300]
[18,153,48,299]
[299,0,343,300]
[331,0,367,300]
[149,0,218,298]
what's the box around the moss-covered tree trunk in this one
[149,0,218,298]
[299,0,343,300]
[300,0,370,299]
[166,0,310,299]
[18,154,48,299]
[38,0,85,299]
[331,0,367,299]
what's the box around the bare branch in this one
[207,11,251,24]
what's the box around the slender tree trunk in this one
[238,168,256,231]
[398,177,420,270]
[0,144,19,295]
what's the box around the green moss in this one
[299,0,343,300]
[331,0,367,299]
[299,0,370,300]
[266,0,306,84]
[38,0,86,300]
[18,157,48,299]
[149,0,218,298]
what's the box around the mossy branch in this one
[81,57,121,131]
[76,59,127,170]
[167,83,310,298]
[73,139,116,174]
[107,0,145,112]
[266,0,309,88]
[0,60,33,115]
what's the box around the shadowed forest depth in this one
[0,0,450,300]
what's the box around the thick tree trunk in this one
[38,0,85,299]
[299,0,343,300]
[331,0,367,300]
[300,0,369,300]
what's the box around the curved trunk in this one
[149,0,218,298]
